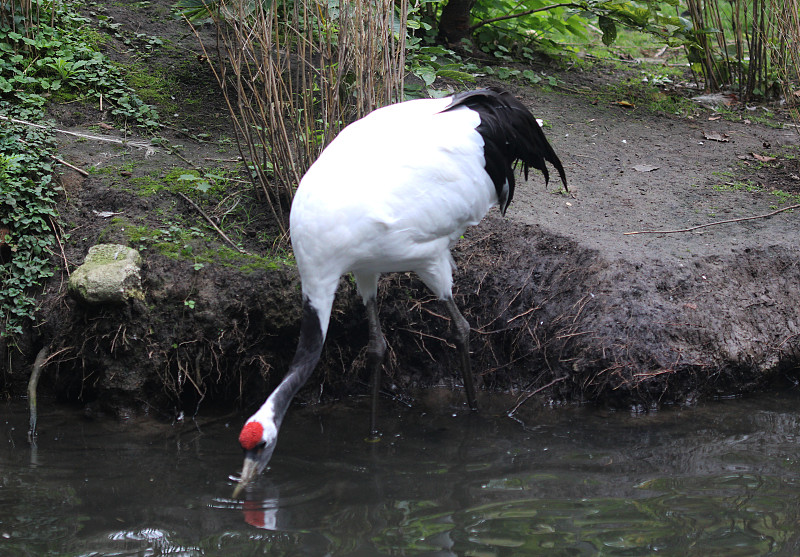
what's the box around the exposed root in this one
[27,346,50,445]
[507,376,567,417]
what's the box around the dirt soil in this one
[5,0,800,419]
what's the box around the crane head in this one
[232,419,277,498]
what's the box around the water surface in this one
[3,389,800,555]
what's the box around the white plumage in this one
[234,88,566,497]
[292,96,494,331]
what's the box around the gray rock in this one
[69,244,144,304]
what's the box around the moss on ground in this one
[100,216,292,272]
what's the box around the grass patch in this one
[712,180,766,194]
[712,105,785,128]
[587,74,698,117]
[96,165,244,199]
[710,174,800,206]
[93,156,282,260]
[195,246,293,272]
[770,189,800,206]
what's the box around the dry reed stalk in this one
[766,0,800,175]
[686,0,729,91]
[685,0,796,101]
[767,0,800,115]
[186,0,406,237]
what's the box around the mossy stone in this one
[69,244,144,304]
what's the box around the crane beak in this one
[232,442,276,498]
[232,455,260,499]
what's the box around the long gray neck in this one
[266,298,325,429]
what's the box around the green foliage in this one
[0,1,162,337]
[468,0,688,53]
[403,0,688,95]
[403,2,558,97]
[0,13,159,128]
[405,42,476,98]
[405,2,473,96]
[0,116,58,336]
[429,0,795,100]
[598,15,618,46]
[403,22,558,97]
[470,0,588,48]
[174,0,221,22]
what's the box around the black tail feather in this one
[443,87,567,215]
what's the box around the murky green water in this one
[3,388,800,556]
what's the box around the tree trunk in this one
[438,0,476,43]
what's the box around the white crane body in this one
[292,96,495,332]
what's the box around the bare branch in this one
[177,192,251,255]
[624,204,799,235]
[469,2,582,31]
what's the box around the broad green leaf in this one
[599,15,617,46]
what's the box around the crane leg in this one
[443,296,477,410]
[365,297,386,439]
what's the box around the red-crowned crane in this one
[233,88,567,496]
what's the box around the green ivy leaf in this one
[416,66,436,86]
[522,70,542,84]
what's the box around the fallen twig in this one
[18,137,89,177]
[48,215,70,277]
[624,204,800,235]
[396,327,451,346]
[204,157,243,163]
[161,141,199,170]
[632,369,675,380]
[507,306,539,324]
[0,114,156,153]
[176,192,251,255]
[52,154,89,177]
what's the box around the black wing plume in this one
[443,87,567,215]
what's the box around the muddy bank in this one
[7,208,800,418]
[461,218,800,405]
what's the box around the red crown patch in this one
[239,421,264,450]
